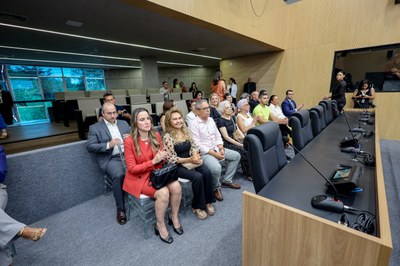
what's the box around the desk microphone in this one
[341,111,361,148]
[288,143,348,213]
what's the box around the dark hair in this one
[358,79,370,90]
[194,90,203,99]
[162,100,175,114]
[259,90,268,97]
[103,92,114,99]
[172,79,179,88]
[191,82,197,88]
[285,89,293,95]
[268,95,277,105]
[229,77,236,84]
[337,70,346,75]
[162,81,168,85]
[224,93,231,99]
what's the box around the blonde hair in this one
[164,109,192,142]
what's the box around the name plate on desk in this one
[326,165,362,196]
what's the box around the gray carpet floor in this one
[10,139,400,266]
[381,140,400,266]
[12,172,253,266]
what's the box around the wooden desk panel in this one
[242,110,392,265]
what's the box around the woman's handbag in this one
[232,119,244,143]
[149,164,178,190]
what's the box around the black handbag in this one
[149,164,178,190]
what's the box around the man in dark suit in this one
[243,77,257,94]
[87,102,131,225]
[281,89,304,117]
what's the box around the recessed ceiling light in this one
[0,22,221,60]
[65,20,83,27]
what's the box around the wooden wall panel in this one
[130,0,400,139]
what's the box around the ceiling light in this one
[0,45,140,61]
[156,61,203,67]
[0,22,221,60]
[65,20,83,27]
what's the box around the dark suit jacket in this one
[281,98,297,117]
[87,119,131,173]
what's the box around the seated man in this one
[189,99,241,202]
[253,92,288,126]
[87,102,131,225]
[281,89,304,117]
[249,91,259,114]
[159,81,172,101]
[98,92,131,123]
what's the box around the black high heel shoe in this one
[154,224,173,244]
[168,215,184,235]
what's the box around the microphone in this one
[340,146,363,154]
[288,143,348,213]
[341,111,360,148]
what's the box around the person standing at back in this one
[324,70,346,112]
[281,89,304,117]
[211,70,226,101]
[243,77,256,94]
[227,78,238,104]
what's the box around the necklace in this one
[140,136,149,145]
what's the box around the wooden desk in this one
[242,110,392,265]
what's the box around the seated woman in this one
[163,109,215,220]
[217,101,252,181]
[160,100,176,132]
[209,93,221,123]
[268,95,292,143]
[224,93,237,113]
[193,90,203,101]
[123,108,182,244]
[352,79,375,108]
[185,99,197,126]
[236,99,258,134]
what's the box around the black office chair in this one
[331,100,340,118]
[289,110,314,152]
[309,105,326,136]
[244,122,287,194]
[319,100,334,125]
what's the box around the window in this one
[333,43,400,92]
[4,64,106,123]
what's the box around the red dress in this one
[122,133,163,198]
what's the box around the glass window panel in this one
[16,102,48,122]
[85,68,104,78]
[6,65,37,77]
[37,67,63,77]
[86,78,105,91]
[9,78,42,101]
[63,68,83,77]
[40,77,64,100]
[65,77,85,91]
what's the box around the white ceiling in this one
[0,0,281,69]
